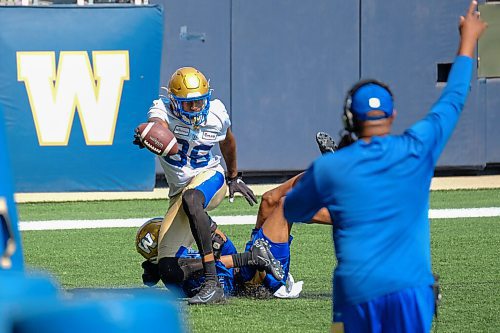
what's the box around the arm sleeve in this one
[406,55,473,162]
[283,163,324,223]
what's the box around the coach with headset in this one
[283,1,486,332]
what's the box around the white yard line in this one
[429,207,500,219]
[18,207,500,231]
[19,215,256,231]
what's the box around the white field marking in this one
[18,207,500,231]
[428,207,500,219]
[19,215,256,231]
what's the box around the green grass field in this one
[18,189,500,332]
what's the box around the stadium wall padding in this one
[0,6,163,192]
[360,0,486,168]
[485,80,500,164]
[154,0,500,173]
[1,1,500,194]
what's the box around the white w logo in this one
[17,51,130,146]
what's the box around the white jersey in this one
[147,98,231,196]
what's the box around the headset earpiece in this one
[342,95,355,132]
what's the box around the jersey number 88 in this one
[163,138,212,169]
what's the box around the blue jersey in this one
[284,56,472,306]
[176,236,238,296]
[238,228,289,292]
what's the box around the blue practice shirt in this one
[284,56,473,306]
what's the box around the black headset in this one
[342,79,394,133]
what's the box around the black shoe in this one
[187,279,225,305]
[250,238,285,281]
[316,132,338,154]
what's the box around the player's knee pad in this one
[212,233,225,259]
[208,217,226,259]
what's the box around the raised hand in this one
[458,0,488,57]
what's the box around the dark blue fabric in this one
[176,236,238,296]
[238,228,289,292]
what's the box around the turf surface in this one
[18,190,500,332]
[16,188,500,221]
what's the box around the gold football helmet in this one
[135,217,162,264]
[167,67,211,127]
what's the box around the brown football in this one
[137,122,178,156]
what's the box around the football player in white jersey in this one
[136,132,337,300]
[135,67,257,304]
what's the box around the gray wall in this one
[152,0,500,173]
[485,80,500,164]
[231,0,358,170]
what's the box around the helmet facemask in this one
[169,91,211,127]
[166,67,212,128]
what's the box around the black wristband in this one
[226,171,242,182]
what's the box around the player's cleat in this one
[187,279,225,305]
[250,238,285,281]
[316,132,338,155]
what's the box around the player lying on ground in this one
[136,217,284,297]
[228,132,336,297]
[136,132,337,298]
